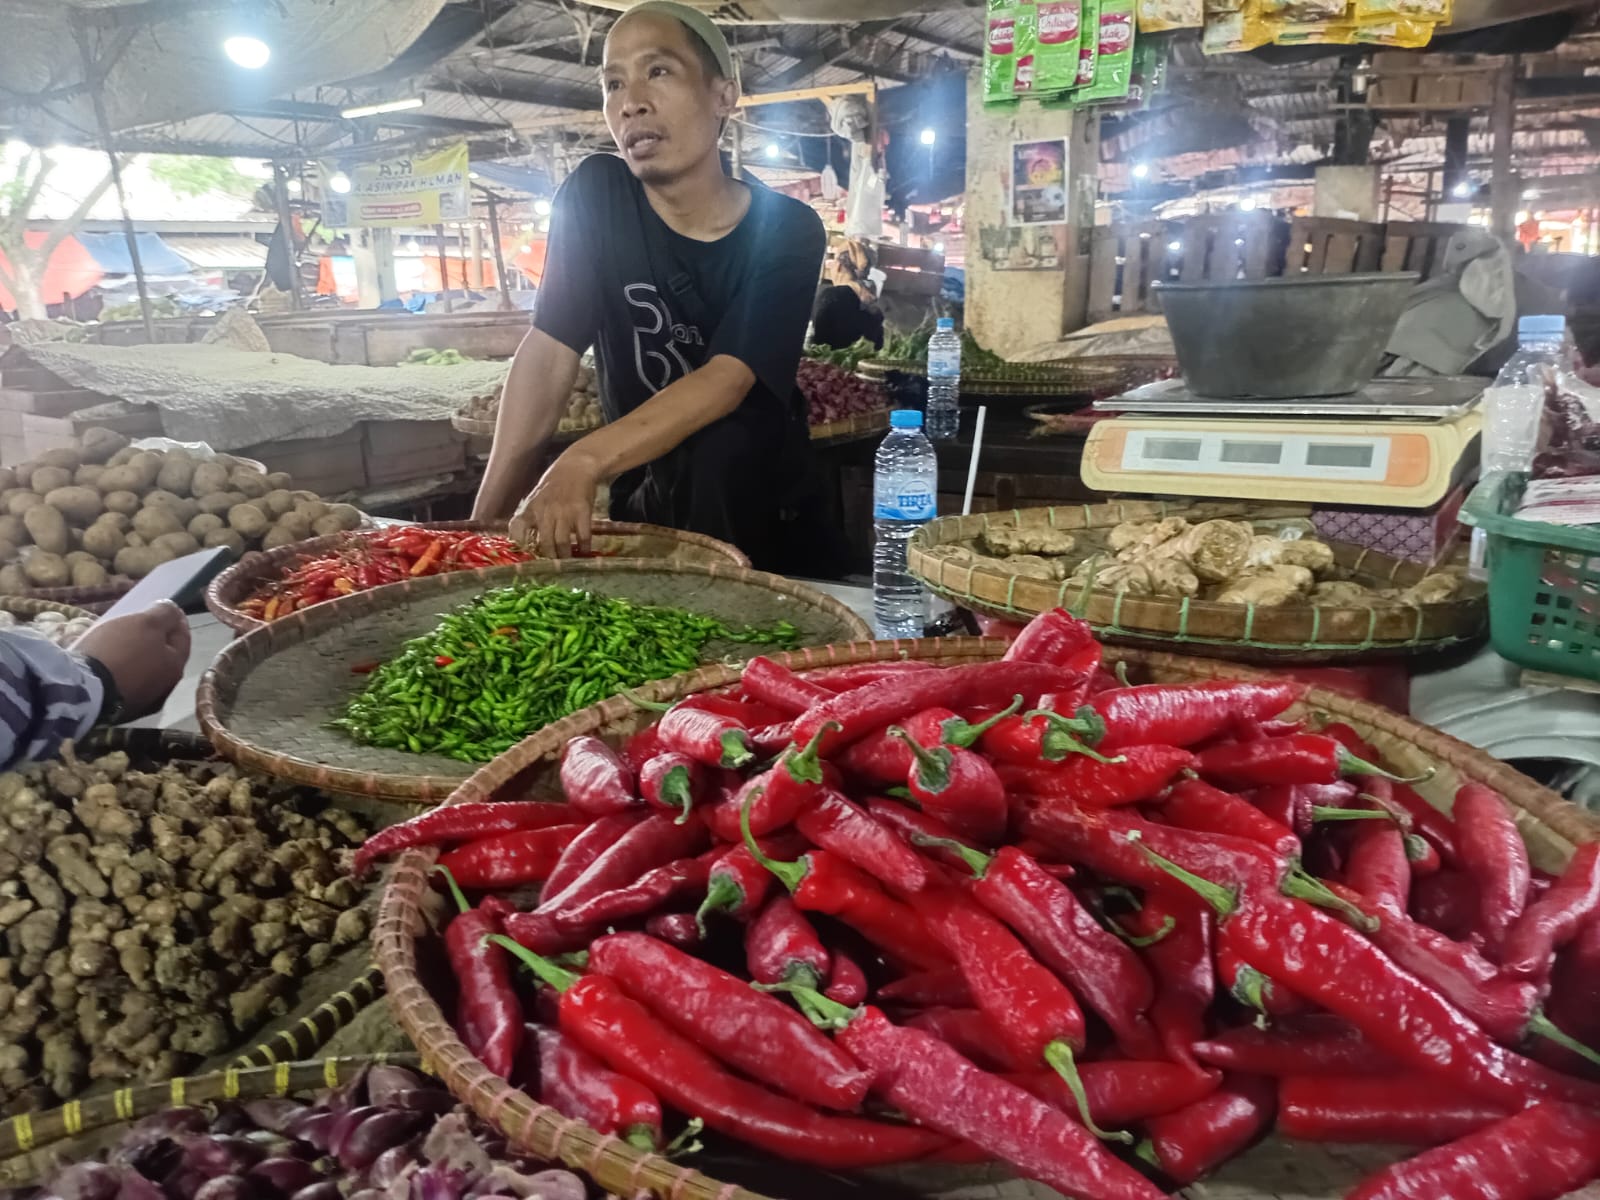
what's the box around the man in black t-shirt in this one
[472,1,830,573]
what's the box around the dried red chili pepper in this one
[740,656,831,714]
[524,1024,662,1150]
[1014,1061,1221,1128]
[434,866,521,1080]
[878,968,974,1008]
[657,703,754,769]
[745,895,830,991]
[998,744,1196,810]
[1195,733,1423,790]
[824,952,868,1007]
[793,993,1167,1200]
[740,722,838,835]
[1344,1101,1600,1200]
[1453,781,1534,958]
[1051,680,1302,753]
[1500,842,1600,980]
[1277,1073,1510,1146]
[1192,1016,1396,1077]
[638,751,703,823]
[795,789,929,894]
[1158,778,1300,858]
[890,727,1008,845]
[352,801,580,876]
[1136,1075,1276,1186]
[434,824,584,889]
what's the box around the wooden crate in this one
[361,420,466,487]
[1380,221,1463,280]
[239,427,367,497]
[1284,217,1386,275]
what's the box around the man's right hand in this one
[509,447,602,557]
[76,601,191,722]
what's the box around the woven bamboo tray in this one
[809,408,889,446]
[908,501,1487,663]
[197,559,870,803]
[373,637,1598,1200]
[0,1055,416,1189]
[452,412,603,440]
[204,519,751,635]
[0,579,130,611]
[0,594,95,622]
[860,358,1129,397]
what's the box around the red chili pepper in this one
[903,1006,1022,1071]
[1127,894,1205,1072]
[866,798,976,876]
[1052,681,1302,753]
[1343,818,1411,916]
[750,720,795,757]
[637,751,703,823]
[805,661,938,691]
[551,854,716,937]
[1002,606,1097,665]
[435,824,584,889]
[524,1024,662,1150]
[435,867,521,1080]
[998,744,1197,810]
[1322,723,1460,864]
[741,656,831,714]
[433,655,454,667]
[1277,1073,1511,1146]
[1454,781,1533,958]
[1215,941,1305,1019]
[891,728,1008,845]
[1137,1075,1276,1186]
[795,995,1167,1200]
[1499,842,1600,980]
[409,538,445,576]
[558,735,640,818]
[878,968,974,1008]
[1345,1100,1600,1200]
[695,840,782,930]
[839,698,1019,787]
[538,812,645,902]
[501,960,947,1169]
[795,789,929,894]
[350,660,380,675]
[657,703,754,769]
[824,952,868,1007]
[1193,1016,1397,1077]
[1158,778,1301,859]
[1539,916,1600,1081]
[1014,1061,1222,1128]
[674,692,789,727]
[740,723,838,836]
[1410,868,1480,939]
[746,895,831,991]
[589,932,872,1111]
[352,801,580,876]
[643,911,703,952]
[620,724,664,774]
[1196,732,1425,790]
[931,841,1162,1061]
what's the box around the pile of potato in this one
[0,608,94,647]
[0,427,363,590]
[459,360,601,433]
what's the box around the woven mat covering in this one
[24,342,508,451]
[199,559,870,801]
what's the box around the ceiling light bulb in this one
[223,36,270,69]
[765,143,781,161]
[327,171,352,195]
[1453,181,1471,198]
[933,240,946,253]
[1240,196,1257,211]
[1167,240,1181,252]
[920,128,937,146]
[534,198,552,217]
[1131,163,1150,179]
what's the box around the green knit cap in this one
[617,1,736,82]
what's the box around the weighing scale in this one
[1082,377,1484,508]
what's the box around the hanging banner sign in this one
[322,142,470,228]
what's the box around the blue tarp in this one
[76,232,191,278]
[470,161,552,198]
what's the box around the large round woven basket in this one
[908,500,1487,663]
[204,519,751,635]
[0,594,95,622]
[0,579,131,612]
[372,637,1599,1200]
[197,559,870,803]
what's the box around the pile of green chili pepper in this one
[332,584,800,761]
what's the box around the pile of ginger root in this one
[0,743,371,1113]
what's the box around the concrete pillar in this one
[467,222,485,289]
[1313,165,1381,221]
[353,227,399,308]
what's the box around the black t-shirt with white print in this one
[533,153,826,433]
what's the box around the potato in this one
[171,498,200,525]
[81,524,125,560]
[152,532,200,557]
[0,515,27,547]
[156,457,196,495]
[0,564,27,592]
[101,490,141,517]
[73,464,104,488]
[261,525,301,550]
[127,451,164,490]
[64,551,96,568]
[22,552,69,587]
[96,466,145,494]
[312,515,347,537]
[230,469,269,499]
[131,507,183,540]
[37,447,81,471]
[265,472,293,490]
[114,545,174,579]
[290,490,319,504]
[44,486,103,525]
[80,427,130,464]
[274,511,312,540]
[215,454,241,472]
[105,447,135,468]
[204,528,245,554]
[197,491,245,517]
[262,489,296,518]
[142,489,184,512]
[71,560,109,588]
[0,468,15,491]
[13,462,37,488]
[0,540,15,565]
[190,463,230,498]
[227,503,270,538]
[30,466,73,494]
[294,500,329,523]
[7,493,41,517]
[188,513,225,539]
[123,532,146,549]
[326,503,363,532]
[23,505,69,555]
[95,512,132,534]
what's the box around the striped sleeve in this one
[0,631,104,771]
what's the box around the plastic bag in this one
[1203,3,1272,52]
[984,2,1032,102]
[1075,0,1101,86]
[1079,0,1135,101]
[1352,17,1436,44]
[1034,1,1085,93]
[1355,0,1449,18]
[1138,0,1203,31]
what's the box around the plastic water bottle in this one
[925,317,961,441]
[1483,314,1567,475]
[873,410,938,639]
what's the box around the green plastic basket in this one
[1460,472,1600,681]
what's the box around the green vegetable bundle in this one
[333,584,800,762]
[805,338,877,373]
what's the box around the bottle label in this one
[875,488,936,522]
[928,349,962,377]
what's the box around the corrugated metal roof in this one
[166,236,269,271]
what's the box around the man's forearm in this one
[0,634,103,771]
[473,329,579,520]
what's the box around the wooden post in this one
[271,162,304,311]
[481,191,514,311]
[466,221,484,289]
[433,224,453,313]
[1490,57,1517,240]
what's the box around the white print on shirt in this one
[624,283,704,394]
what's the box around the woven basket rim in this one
[0,594,96,621]
[204,520,752,635]
[372,637,1598,1200]
[0,579,132,609]
[197,558,871,803]
[808,407,890,445]
[909,503,1486,660]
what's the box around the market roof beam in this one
[225,99,508,135]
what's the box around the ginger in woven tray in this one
[980,525,1078,558]
[0,745,371,1113]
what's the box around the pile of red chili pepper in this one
[238,527,535,620]
[358,608,1600,1200]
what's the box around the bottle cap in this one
[936,318,955,331]
[890,409,924,430]
[1518,314,1565,339]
